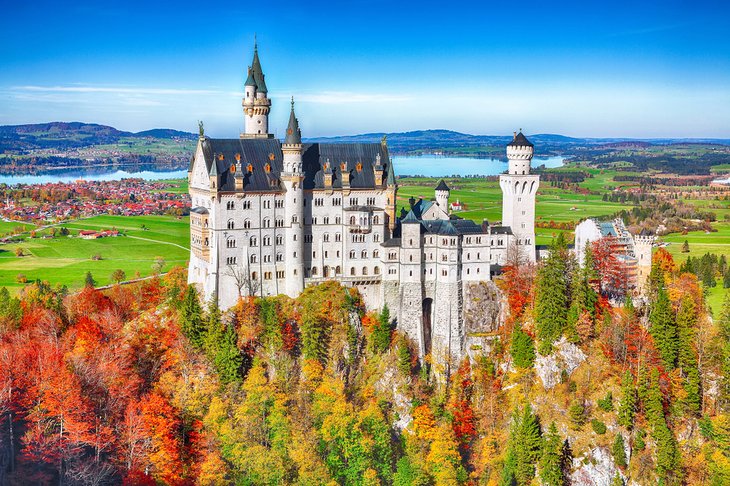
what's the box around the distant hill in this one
[0,122,196,152]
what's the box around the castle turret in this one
[241,41,272,138]
[435,179,450,212]
[281,99,305,296]
[499,130,539,262]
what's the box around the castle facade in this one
[188,44,539,362]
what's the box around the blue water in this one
[0,168,188,185]
[392,155,565,177]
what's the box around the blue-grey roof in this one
[507,131,533,148]
[435,179,450,191]
[600,222,617,237]
[284,102,302,145]
[199,138,394,193]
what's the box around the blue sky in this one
[1,0,729,138]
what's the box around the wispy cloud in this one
[11,85,224,95]
[271,91,412,104]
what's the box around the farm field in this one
[661,222,730,314]
[0,220,34,236]
[0,215,189,293]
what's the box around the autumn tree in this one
[111,269,126,284]
[0,287,22,335]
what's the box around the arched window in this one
[362,267,368,275]
[323,267,329,278]
[350,216,356,225]
[226,238,236,248]
[349,250,356,259]
[263,236,271,246]
[361,250,367,258]
[243,219,251,229]
[374,266,380,275]
[373,215,379,225]
[251,271,258,280]
[311,267,318,276]
[250,236,258,247]
[335,265,341,275]
[323,233,330,242]
[350,267,356,276]
[227,219,234,229]
[263,218,271,228]
[250,254,257,263]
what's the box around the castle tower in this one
[633,231,656,294]
[399,210,426,357]
[241,41,272,138]
[499,131,539,262]
[435,179,450,212]
[281,99,305,296]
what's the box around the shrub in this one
[597,392,614,412]
[591,419,607,435]
[16,273,27,284]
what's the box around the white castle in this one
[188,44,539,362]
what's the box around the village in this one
[0,178,190,231]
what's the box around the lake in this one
[0,155,565,185]
[0,167,188,185]
[392,155,565,177]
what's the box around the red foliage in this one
[498,262,535,323]
[281,319,300,354]
[591,238,629,296]
[652,248,676,275]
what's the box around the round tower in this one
[281,99,304,297]
[241,41,272,138]
[435,179,450,212]
[506,131,534,175]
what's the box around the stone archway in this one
[422,298,433,355]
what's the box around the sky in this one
[1,0,729,138]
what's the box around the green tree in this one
[502,404,543,486]
[645,368,682,484]
[535,234,570,354]
[0,287,22,335]
[539,422,564,486]
[676,296,701,413]
[618,370,637,429]
[84,271,96,288]
[568,401,586,429]
[611,472,625,486]
[397,336,412,375]
[215,322,243,385]
[612,433,627,468]
[370,305,392,354]
[649,287,678,369]
[510,327,536,369]
[180,285,205,348]
[300,307,331,363]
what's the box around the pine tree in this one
[618,370,637,429]
[611,472,624,486]
[397,336,412,375]
[560,439,573,484]
[539,422,564,486]
[676,296,701,413]
[510,327,536,369]
[84,271,96,288]
[649,287,678,369]
[180,285,205,348]
[370,305,392,354]
[215,322,243,385]
[501,405,542,486]
[535,235,569,354]
[612,433,627,468]
[645,368,682,483]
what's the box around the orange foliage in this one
[412,404,437,442]
[667,272,704,312]
[497,263,535,323]
[140,392,185,484]
[652,247,676,275]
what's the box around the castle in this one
[188,44,539,362]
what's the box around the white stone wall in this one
[574,219,602,265]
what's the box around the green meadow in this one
[661,222,730,314]
[0,215,189,293]
[0,220,35,236]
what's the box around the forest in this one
[0,238,729,485]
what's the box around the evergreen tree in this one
[215,322,244,385]
[0,287,22,334]
[560,439,573,484]
[300,302,332,363]
[396,336,412,375]
[681,240,690,253]
[611,472,625,486]
[649,287,678,369]
[724,269,730,289]
[180,285,205,348]
[676,296,701,413]
[539,422,564,486]
[84,271,96,288]
[370,304,392,354]
[501,405,542,486]
[645,368,682,484]
[612,433,627,468]
[510,327,536,369]
[618,370,637,429]
[535,235,569,354]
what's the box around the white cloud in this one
[11,85,223,96]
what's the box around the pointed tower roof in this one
[244,66,256,87]
[507,130,533,147]
[250,42,268,93]
[435,179,450,191]
[402,209,420,224]
[284,98,302,145]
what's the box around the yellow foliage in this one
[362,468,381,486]
[197,449,229,486]
[411,404,437,442]
[426,424,462,486]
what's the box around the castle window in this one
[263,236,271,246]
[250,254,257,263]
[324,251,328,258]
[276,253,283,262]
[276,235,283,245]
[362,267,368,275]
[336,266,341,275]
[442,269,447,276]
[467,268,470,275]
[323,217,329,225]
[250,236,258,246]
[264,255,271,263]
[263,200,271,209]
[466,253,470,260]
[351,267,356,276]
[264,272,272,280]
[374,234,380,242]
[276,271,285,279]
[292,216,298,223]
[389,252,396,260]
[251,271,258,280]
[312,251,316,258]
[275,199,284,208]
[263,218,271,228]
[477,252,480,259]
[361,250,367,258]
[333,198,341,206]
[276,218,284,228]
[311,267,318,276]
[323,233,330,242]
[226,238,236,248]
[226,256,237,265]
[389,267,396,275]
[204,238,209,247]
[373,250,379,258]
[477,237,481,244]
[293,269,297,276]
[367,197,375,205]
[477,268,480,274]
[335,216,341,225]
[442,254,447,262]
[350,197,358,206]
[226,201,235,210]
[243,200,251,209]
[374,266,380,275]
[335,233,342,242]
[350,216,356,225]
[244,219,251,229]
[350,250,356,259]
[227,220,234,230]
[373,215,379,225]
[409,255,413,262]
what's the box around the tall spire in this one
[284,97,302,145]
[250,39,267,93]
